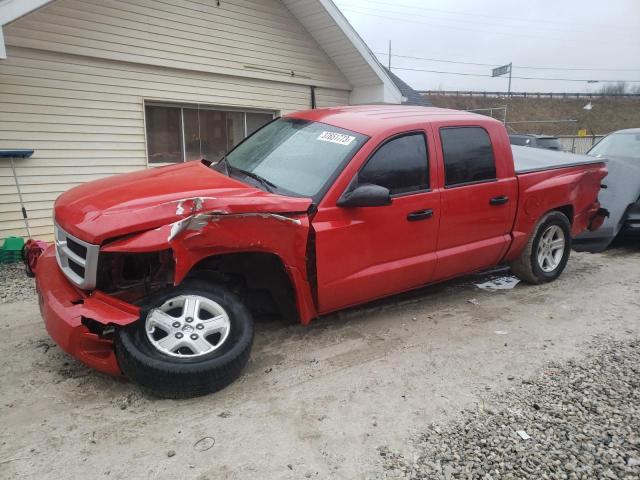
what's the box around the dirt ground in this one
[1,243,639,480]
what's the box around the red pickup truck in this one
[30,106,607,398]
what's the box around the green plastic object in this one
[1,236,25,264]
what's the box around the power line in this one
[391,67,494,77]
[340,1,621,38]
[373,52,640,73]
[335,1,640,84]
[336,0,637,32]
[374,52,498,68]
[390,66,640,83]
[339,6,595,45]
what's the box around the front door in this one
[313,131,441,313]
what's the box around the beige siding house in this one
[0,0,401,239]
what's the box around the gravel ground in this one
[2,246,639,479]
[0,263,35,304]
[378,337,640,480]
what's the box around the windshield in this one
[588,132,640,160]
[216,117,368,197]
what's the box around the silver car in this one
[574,128,640,252]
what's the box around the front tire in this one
[115,279,254,399]
[510,211,572,284]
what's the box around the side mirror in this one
[337,184,392,207]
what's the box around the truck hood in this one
[54,161,312,244]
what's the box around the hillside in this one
[424,95,640,136]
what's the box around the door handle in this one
[489,196,509,206]
[407,209,434,221]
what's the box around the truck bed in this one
[512,145,605,174]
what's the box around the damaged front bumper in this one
[33,245,139,375]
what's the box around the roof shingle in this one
[383,68,432,106]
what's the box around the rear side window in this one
[440,127,497,187]
[358,133,429,195]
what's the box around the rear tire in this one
[115,279,254,399]
[510,211,572,284]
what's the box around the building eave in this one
[0,0,56,58]
[316,0,402,104]
[0,0,403,104]
[278,0,404,104]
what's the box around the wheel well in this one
[186,252,298,323]
[554,205,574,224]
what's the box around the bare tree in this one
[599,81,628,96]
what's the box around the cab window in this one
[440,127,496,187]
[357,132,429,195]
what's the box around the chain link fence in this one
[459,106,605,154]
[557,136,604,154]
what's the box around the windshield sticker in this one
[317,131,356,146]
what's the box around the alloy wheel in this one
[537,225,566,273]
[145,295,231,357]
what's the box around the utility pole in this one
[508,62,513,98]
[388,40,391,69]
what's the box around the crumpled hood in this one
[54,161,312,244]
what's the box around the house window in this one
[145,105,183,164]
[145,104,274,164]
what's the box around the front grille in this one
[67,260,86,278]
[54,223,100,290]
[66,237,88,258]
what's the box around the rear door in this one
[313,130,441,313]
[432,125,517,281]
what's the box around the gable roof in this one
[0,0,52,57]
[283,0,401,104]
[0,0,402,104]
[383,68,433,106]
[0,0,50,25]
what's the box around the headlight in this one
[96,250,174,303]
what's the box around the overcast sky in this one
[333,0,640,93]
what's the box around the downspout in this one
[310,85,316,109]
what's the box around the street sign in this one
[491,62,513,99]
[492,64,511,77]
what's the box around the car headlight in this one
[96,250,174,303]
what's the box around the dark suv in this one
[509,134,563,151]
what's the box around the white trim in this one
[180,107,186,162]
[0,0,55,59]
[314,0,402,104]
[142,97,150,169]
[0,26,5,59]
[0,0,54,25]
[144,99,276,116]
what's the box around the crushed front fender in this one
[101,208,318,324]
